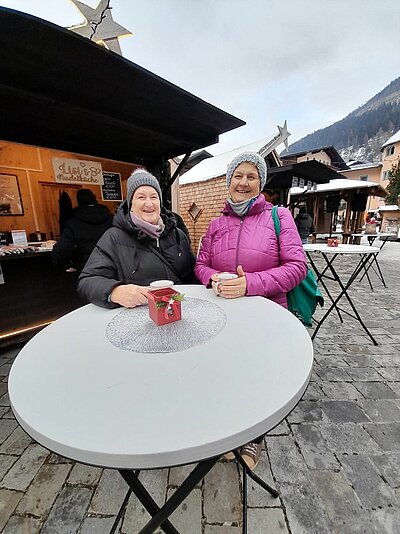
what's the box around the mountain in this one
[282,77,400,163]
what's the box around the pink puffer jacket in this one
[195,195,308,308]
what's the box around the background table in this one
[351,233,396,289]
[304,244,380,345]
[9,285,313,533]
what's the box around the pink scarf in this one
[130,212,164,239]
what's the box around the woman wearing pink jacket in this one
[195,151,307,469]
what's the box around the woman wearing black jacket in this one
[78,169,195,308]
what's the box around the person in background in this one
[195,151,307,470]
[58,190,74,234]
[365,212,378,243]
[294,206,315,244]
[78,169,195,308]
[51,189,113,274]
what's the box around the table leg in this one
[312,253,378,345]
[118,450,280,534]
[119,456,219,534]
[358,257,374,290]
[372,257,387,288]
[233,450,279,497]
[109,487,132,534]
[119,470,180,534]
[358,238,388,288]
[232,450,279,534]
[359,254,387,288]
[306,252,343,323]
[242,459,247,534]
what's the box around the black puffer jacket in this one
[52,204,113,273]
[294,213,315,239]
[78,201,196,308]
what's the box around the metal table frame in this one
[304,245,380,346]
[354,233,396,289]
[109,451,279,534]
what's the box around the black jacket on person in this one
[52,203,113,274]
[77,201,196,308]
[294,213,315,240]
[161,207,191,243]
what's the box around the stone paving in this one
[0,240,399,533]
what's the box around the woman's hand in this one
[215,265,247,299]
[211,272,222,296]
[110,284,149,308]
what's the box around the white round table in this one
[9,285,313,470]
[303,243,380,254]
[9,285,313,533]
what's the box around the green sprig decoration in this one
[155,293,185,309]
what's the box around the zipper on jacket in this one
[235,218,244,267]
[156,237,160,248]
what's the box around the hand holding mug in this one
[212,265,247,298]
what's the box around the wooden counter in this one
[0,251,83,348]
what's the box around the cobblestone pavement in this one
[1,241,399,533]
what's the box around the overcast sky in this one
[2,0,400,155]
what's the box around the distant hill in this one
[282,77,400,163]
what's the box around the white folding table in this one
[9,285,313,534]
[304,243,380,345]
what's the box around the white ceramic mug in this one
[149,280,174,290]
[217,272,238,282]
[214,272,238,296]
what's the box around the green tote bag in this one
[272,206,324,327]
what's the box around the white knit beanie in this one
[126,169,162,207]
[226,152,267,190]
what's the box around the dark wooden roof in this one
[280,146,348,170]
[178,150,213,175]
[265,160,342,190]
[0,8,244,166]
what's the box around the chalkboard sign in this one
[101,172,122,201]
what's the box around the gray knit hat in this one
[226,152,267,190]
[126,169,162,207]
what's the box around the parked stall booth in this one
[264,159,342,207]
[379,205,400,240]
[0,8,244,347]
[289,179,388,242]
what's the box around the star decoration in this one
[258,120,291,158]
[277,120,291,152]
[68,0,132,55]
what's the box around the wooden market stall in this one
[0,8,244,346]
[264,159,342,206]
[290,179,388,242]
[379,205,400,239]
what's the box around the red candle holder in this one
[327,237,339,247]
[148,288,182,326]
